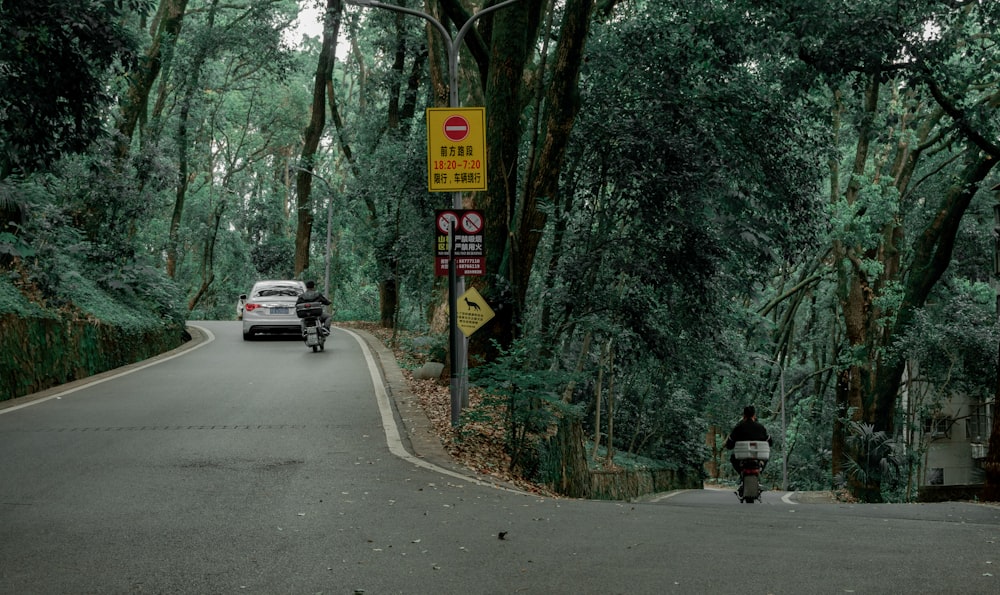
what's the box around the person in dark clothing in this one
[296,280,331,334]
[724,405,773,474]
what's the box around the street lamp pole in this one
[349,0,521,424]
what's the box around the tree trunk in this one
[475,0,588,359]
[187,198,226,312]
[606,340,615,465]
[832,61,999,500]
[548,414,590,498]
[373,13,425,329]
[116,0,190,158]
[591,338,605,461]
[167,0,219,278]
[478,3,538,355]
[830,71,880,498]
[294,0,342,278]
[513,0,594,311]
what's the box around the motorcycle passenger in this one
[724,405,773,474]
[296,280,331,335]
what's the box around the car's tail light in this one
[245,303,263,311]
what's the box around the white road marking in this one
[0,325,216,415]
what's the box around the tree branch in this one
[924,76,1000,158]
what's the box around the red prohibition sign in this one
[460,211,483,234]
[437,211,459,234]
[443,115,470,142]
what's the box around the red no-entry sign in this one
[443,115,470,142]
[426,107,487,192]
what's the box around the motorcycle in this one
[732,440,770,503]
[295,301,327,352]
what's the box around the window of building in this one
[967,402,992,443]
[923,416,950,438]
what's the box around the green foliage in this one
[470,336,579,477]
[621,381,709,472]
[0,0,152,178]
[892,277,999,401]
[0,271,184,402]
[783,394,837,491]
[250,236,296,280]
[828,178,902,257]
[0,152,187,374]
[838,421,904,503]
[0,231,34,259]
[400,333,448,364]
[513,0,830,482]
[0,275,51,317]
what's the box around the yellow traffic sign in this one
[426,107,487,192]
[456,286,495,337]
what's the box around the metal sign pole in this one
[448,221,461,424]
[453,195,468,415]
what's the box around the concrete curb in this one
[344,327,464,473]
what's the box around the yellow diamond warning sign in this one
[456,287,495,337]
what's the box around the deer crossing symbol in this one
[464,297,481,311]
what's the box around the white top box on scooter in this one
[733,441,770,461]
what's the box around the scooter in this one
[732,440,770,503]
[295,301,327,352]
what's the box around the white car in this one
[240,280,306,340]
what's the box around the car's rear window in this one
[254,286,302,297]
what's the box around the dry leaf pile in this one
[342,321,554,497]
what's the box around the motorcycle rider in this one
[296,280,331,335]
[724,405,773,475]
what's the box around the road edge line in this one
[0,324,216,415]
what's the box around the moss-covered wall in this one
[589,468,703,501]
[0,314,185,401]
[0,279,186,402]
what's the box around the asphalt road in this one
[2,321,999,594]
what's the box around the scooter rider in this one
[724,405,773,474]
[296,280,331,334]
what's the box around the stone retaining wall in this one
[0,313,185,401]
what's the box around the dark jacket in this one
[297,289,330,306]
[725,419,773,450]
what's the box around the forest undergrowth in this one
[341,322,557,497]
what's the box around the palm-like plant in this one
[838,421,904,502]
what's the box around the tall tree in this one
[474,0,554,353]
[755,0,1000,500]
[116,0,191,158]
[294,0,343,277]
[167,0,221,278]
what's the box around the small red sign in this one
[443,115,470,142]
